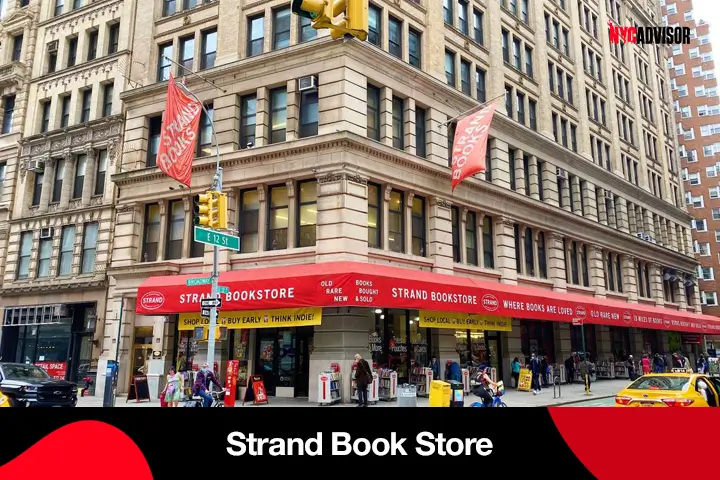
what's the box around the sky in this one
[690,0,720,50]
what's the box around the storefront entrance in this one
[254,327,313,397]
[455,330,504,381]
[128,327,153,391]
[521,320,556,363]
[571,324,598,361]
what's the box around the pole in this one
[580,322,589,394]
[114,297,124,363]
[442,93,506,126]
[162,56,227,93]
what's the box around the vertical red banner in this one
[225,360,239,407]
[450,103,496,190]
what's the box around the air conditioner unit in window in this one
[39,227,54,239]
[298,75,318,92]
[636,232,645,238]
[556,168,567,179]
[47,40,59,54]
[26,159,44,173]
[604,190,613,200]
[644,234,655,242]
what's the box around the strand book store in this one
[134,261,720,403]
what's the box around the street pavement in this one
[77,379,629,408]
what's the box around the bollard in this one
[553,375,561,399]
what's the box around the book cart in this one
[377,368,398,401]
[317,370,342,405]
[409,366,433,397]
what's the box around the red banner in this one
[156,74,202,187]
[451,103,496,190]
[135,261,720,334]
[35,362,67,380]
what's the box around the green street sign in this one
[218,286,230,294]
[186,277,212,287]
[194,226,240,250]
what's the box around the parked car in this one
[0,362,77,407]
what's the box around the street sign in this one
[186,277,212,287]
[194,226,240,250]
[572,318,584,326]
[218,286,230,294]
[201,308,211,318]
[200,298,222,309]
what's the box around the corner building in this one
[0,0,134,387]
[100,0,718,402]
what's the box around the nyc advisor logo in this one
[227,432,493,456]
[608,21,691,45]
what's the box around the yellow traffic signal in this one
[291,0,368,41]
[214,191,228,230]
[193,193,213,227]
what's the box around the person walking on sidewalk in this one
[193,363,223,408]
[354,354,372,407]
[511,357,521,388]
[579,356,592,394]
[162,366,183,407]
[641,354,651,376]
[626,355,637,380]
[530,353,542,395]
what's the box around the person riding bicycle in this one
[193,363,223,407]
[472,366,498,407]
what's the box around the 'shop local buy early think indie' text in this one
[226,432,494,456]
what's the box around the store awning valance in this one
[134,261,720,334]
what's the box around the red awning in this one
[135,261,720,334]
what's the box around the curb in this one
[538,394,615,407]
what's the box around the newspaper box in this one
[449,380,464,407]
[429,380,451,407]
[397,384,417,407]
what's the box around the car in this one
[0,362,77,407]
[615,371,720,407]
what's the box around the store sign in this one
[35,362,67,380]
[418,311,512,332]
[178,307,322,331]
[681,334,702,345]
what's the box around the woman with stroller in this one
[472,366,498,407]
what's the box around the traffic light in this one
[292,0,368,41]
[214,191,228,230]
[193,192,216,227]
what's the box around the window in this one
[31,171,43,206]
[54,0,64,17]
[473,9,484,45]
[158,43,173,81]
[247,15,264,57]
[415,107,426,158]
[87,30,98,61]
[273,8,291,50]
[2,95,15,134]
[40,101,51,133]
[368,183,381,248]
[367,85,380,141]
[197,104,213,156]
[388,190,404,253]
[368,5,381,46]
[184,0,199,9]
[240,95,256,148]
[73,0,82,8]
[460,60,471,95]
[38,237,52,278]
[299,16,317,43]
[0,162,5,197]
[52,159,64,203]
[165,200,185,260]
[702,291,718,306]
[411,195,426,256]
[451,207,461,262]
[392,96,404,150]
[269,88,287,144]
[58,226,75,276]
[445,50,456,87]
[525,46,534,76]
[102,82,113,117]
[73,154,86,199]
[466,211,478,266]
[67,37,77,67]
[408,28,421,68]
[443,0,453,24]
[483,216,494,268]
[239,189,259,253]
[476,68,486,103]
[80,223,98,274]
[48,47,57,74]
[388,16,402,59]
[297,180,317,247]
[179,35,194,71]
[107,23,120,55]
[16,232,33,280]
[147,116,162,167]
[267,184,289,250]
[299,90,319,138]
[502,29,509,62]
[512,38,521,69]
[80,89,92,123]
[459,0,469,34]
[94,150,107,196]
[143,204,161,262]
[12,34,23,62]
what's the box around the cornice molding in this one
[0,278,108,296]
[34,55,123,91]
[39,0,123,32]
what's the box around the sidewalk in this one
[78,379,628,408]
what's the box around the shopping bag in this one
[159,391,168,408]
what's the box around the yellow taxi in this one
[615,370,720,407]
[0,393,9,407]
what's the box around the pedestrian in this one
[565,355,575,385]
[626,355,636,380]
[162,366,183,407]
[579,355,592,393]
[653,354,663,374]
[641,354,651,375]
[511,357,521,388]
[430,357,440,380]
[354,353,373,407]
[530,353,542,395]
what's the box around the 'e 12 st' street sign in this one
[194,226,240,250]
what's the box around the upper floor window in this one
[80,88,92,123]
[80,223,98,274]
[143,204,161,262]
[368,5,381,46]
[158,43,173,81]
[2,95,15,134]
[73,0,82,9]
[12,34,23,62]
[163,0,176,17]
[247,14,265,57]
[273,8,291,50]
[147,116,162,167]
[297,180,318,247]
[299,89,319,138]
[54,0,64,17]
[16,232,33,280]
[0,162,5,197]
[197,104,214,157]
[443,0,453,24]
[473,9,484,45]
[392,96,404,150]
[52,159,64,204]
[240,94,257,148]
[87,30,98,61]
[95,150,107,196]
[166,200,185,260]
[415,107,426,158]
[269,88,287,144]
[451,207,461,262]
[102,82,114,117]
[67,37,78,68]
[201,29,217,70]
[267,184,289,250]
[179,35,194,71]
[108,23,120,55]
[299,16,317,43]
[38,236,52,278]
[408,28,421,68]
[59,226,75,276]
[32,171,43,206]
[368,183,381,248]
[388,16,402,59]
[388,190,404,253]
[73,154,86,199]
[239,189,260,253]
[40,101,51,133]
[367,85,381,141]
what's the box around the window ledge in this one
[517,275,554,289]
[566,284,595,295]
[229,246,316,265]
[606,291,629,301]
[453,263,502,280]
[368,248,434,269]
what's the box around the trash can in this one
[449,380,464,407]
[398,384,417,407]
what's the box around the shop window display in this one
[454,330,488,365]
[610,326,632,360]
[571,324,597,361]
[232,330,249,387]
[175,330,199,372]
[521,320,556,363]
[15,323,71,364]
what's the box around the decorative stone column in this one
[547,232,567,291]
[582,182,598,221]
[616,196,629,233]
[528,156,540,200]
[38,156,55,214]
[627,202,637,234]
[81,145,96,207]
[514,149,525,195]
[542,161,559,207]
[597,187,608,225]
[589,245,606,297]
[429,197,453,274]
[570,175,582,215]
[495,216,518,285]
[650,263,664,306]
[622,255,638,302]
[560,177,571,212]
[490,138,511,189]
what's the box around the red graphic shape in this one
[0,420,153,480]
[550,409,717,479]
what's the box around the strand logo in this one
[481,294,499,312]
[140,291,165,310]
[623,311,632,325]
[608,21,690,45]
[574,306,587,320]
[663,318,671,328]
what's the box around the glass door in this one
[256,330,276,396]
[70,334,93,385]
[294,327,312,397]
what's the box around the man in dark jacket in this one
[193,363,223,407]
[354,354,373,407]
[530,353,542,395]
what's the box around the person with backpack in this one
[530,353,543,395]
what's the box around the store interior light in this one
[374,309,382,314]
[380,314,385,320]
[415,317,420,321]
[409,320,414,324]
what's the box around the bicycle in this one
[470,381,507,407]
[184,390,226,407]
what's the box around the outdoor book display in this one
[317,371,342,405]
[409,366,433,397]
[377,368,398,401]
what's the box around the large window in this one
[38,237,52,277]
[197,104,213,156]
[247,15,265,57]
[2,95,15,134]
[52,159,64,204]
[297,180,317,247]
[388,190,404,253]
[80,89,92,123]
[240,95,256,148]
[102,82,113,117]
[166,200,185,260]
[94,150,107,196]
[415,107,426,158]
[60,96,71,128]
[273,7,291,50]
[392,96,404,150]
[40,101,51,133]
[267,184,289,250]
[483,216,494,268]
[147,116,162,167]
[411,195,426,256]
[368,5,381,46]
[388,16,402,59]
[299,16,317,42]
[299,90,319,138]
[31,171,43,206]
[73,154,86,199]
[108,23,120,54]
[158,43,173,81]
[179,35,194,71]
[143,204,161,262]
[451,207,461,262]
[466,211,478,266]
[239,189,259,253]
[409,28,421,68]
[81,223,98,274]
[59,226,75,276]
[269,88,287,144]
[368,183,381,248]
[16,232,33,280]
[371,309,433,386]
[367,85,381,141]
[200,28,217,70]
[87,30,98,61]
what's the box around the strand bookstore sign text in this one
[608,21,690,45]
